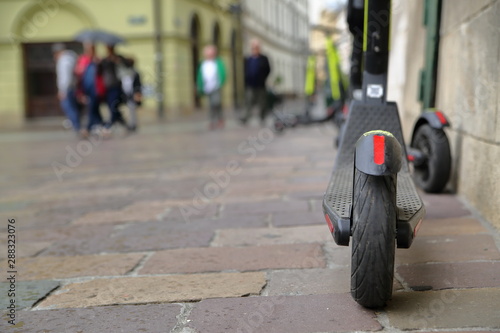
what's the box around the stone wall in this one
[388,0,500,228]
[436,0,500,228]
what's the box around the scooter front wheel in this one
[351,169,397,308]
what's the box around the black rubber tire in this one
[351,169,397,308]
[411,124,451,193]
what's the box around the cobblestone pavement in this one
[1,113,499,332]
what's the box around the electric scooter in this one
[272,98,346,133]
[322,0,451,308]
[273,41,348,133]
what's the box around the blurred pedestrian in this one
[74,41,106,137]
[196,44,226,130]
[241,39,271,125]
[52,43,81,136]
[119,58,142,132]
[101,44,128,132]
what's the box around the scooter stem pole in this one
[362,0,391,104]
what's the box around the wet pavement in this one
[1,112,499,332]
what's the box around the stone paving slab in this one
[37,272,266,309]
[43,222,215,255]
[96,223,215,253]
[395,234,500,265]
[0,200,31,211]
[0,303,181,333]
[267,268,351,296]
[267,267,404,296]
[386,288,500,329]
[397,261,500,290]
[223,179,291,193]
[36,225,117,256]
[185,214,270,229]
[323,243,352,267]
[417,217,488,236]
[5,209,82,229]
[286,190,325,200]
[216,193,283,204]
[0,239,51,260]
[222,200,309,215]
[18,224,115,243]
[271,211,325,227]
[276,182,329,194]
[0,280,59,310]
[187,293,382,333]
[212,225,332,247]
[4,253,143,281]
[139,243,325,275]
[163,202,219,222]
[420,193,472,219]
[21,186,135,205]
[72,201,168,225]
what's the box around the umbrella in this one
[74,29,125,45]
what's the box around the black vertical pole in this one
[153,0,164,119]
[347,0,365,98]
[362,0,391,104]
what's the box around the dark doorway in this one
[213,22,221,51]
[190,14,201,108]
[23,42,82,119]
[230,30,239,108]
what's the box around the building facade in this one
[0,0,242,127]
[241,0,310,96]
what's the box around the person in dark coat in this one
[100,44,128,132]
[241,39,271,125]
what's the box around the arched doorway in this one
[190,14,201,108]
[12,2,93,118]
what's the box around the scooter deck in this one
[323,101,425,248]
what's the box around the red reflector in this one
[373,135,385,165]
[407,154,415,162]
[414,218,423,236]
[435,111,447,125]
[325,214,334,233]
[342,104,348,115]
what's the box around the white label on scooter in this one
[367,85,384,98]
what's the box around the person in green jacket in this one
[196,45,227,130]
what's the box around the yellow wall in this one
[0,0,240,126]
